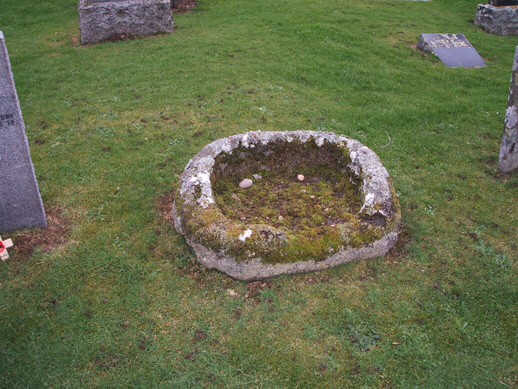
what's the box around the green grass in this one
[1,0,518,387]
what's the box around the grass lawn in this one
[1,0,518,387]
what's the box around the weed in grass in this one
[346,323,381,352]
[424,203,437,216]
[258,288,275,304]
[474,237,515,270]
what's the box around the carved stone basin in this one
[173,131,401,281]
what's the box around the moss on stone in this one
[174,134,400,267]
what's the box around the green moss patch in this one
[203,138,387,264]
[212,141,362,232]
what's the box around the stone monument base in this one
[78,0,173,45]
[475,4,518,36]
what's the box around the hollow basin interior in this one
[211,139,364,234]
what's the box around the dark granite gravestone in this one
[489,0,518,6]
[0,31,47,232]
[499,46,518,173]
[417,34,486,68]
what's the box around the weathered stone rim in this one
[173,131,401,281]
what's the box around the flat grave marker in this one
[0,31,47,233]
[417,33,486,68]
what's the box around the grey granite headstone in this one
[475,4,518,36]
[78,0,173,45]
[417,34,486,68]
[499,46,518,173]
[0,31,47,232]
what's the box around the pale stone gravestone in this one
[0,32,47,232]
[499,46,518,172]
[475,2,518,35]
[78,0,173,45]
[417,34,486,68]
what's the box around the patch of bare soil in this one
[106,33,138,42]
[10,207,70,261]
[386,224,410,262]
[478,157,514,182]
[301,273,332,285]
[172,0,197,13]
[156,190,175,226]
[244,281,272,299]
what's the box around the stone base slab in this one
[78,0,173,45]
[475,4,518,36]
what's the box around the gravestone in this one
[475,3,518,35]
[498,46,518,173]
[0,32,47,232]
[489,0,518,6]
[78,0,173,45]
[417,34,487,68]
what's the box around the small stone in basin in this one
[239,179,253,189]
